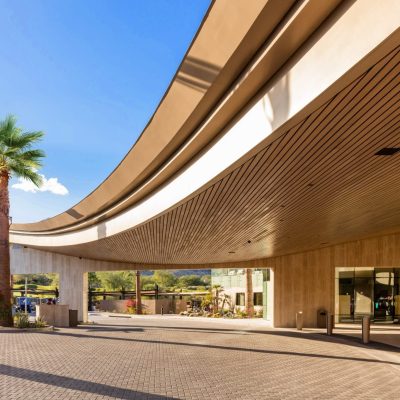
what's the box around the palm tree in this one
[212,284,222,313]
[0,115,45,326]
[245,268,254,318]
[135,271,142,315]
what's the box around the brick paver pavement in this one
[1,314,399,399]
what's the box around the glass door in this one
[374,269,395,322]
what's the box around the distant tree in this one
[13,273,58,287]
[200,275,211,286]
[153,271,177,290]
[88,272,102,289]
[33,273,54,286]
[102,271,134,299]
[12,274,26,285]
[177,275,203,288]
[140,276,156,290]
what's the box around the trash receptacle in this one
[317,309,327,328]
[69,309,78,327]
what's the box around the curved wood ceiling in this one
[32,44,400,264]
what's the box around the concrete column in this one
[59,269,88,322]
[136,270,142,315]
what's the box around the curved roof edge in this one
[13,0,284,232]
[12,0,343,234]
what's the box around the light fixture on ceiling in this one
[375,147,400,156]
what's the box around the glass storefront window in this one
[336,267,400,323]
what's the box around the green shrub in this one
[235,309,248,318]
[14,312,30,328]
[34,316,47,328]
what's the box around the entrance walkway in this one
[1,314,399,399]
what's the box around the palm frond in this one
[2,131,44,151]
[15,149,46,163]
[0,115,17,136]
[0,115,45,186]
[8,162,43,187]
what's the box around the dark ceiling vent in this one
[375,147,400,156]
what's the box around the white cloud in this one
[12,174,69,196]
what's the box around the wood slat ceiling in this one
[37,45,400,265]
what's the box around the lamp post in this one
[24,276,28,314]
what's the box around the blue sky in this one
[0,0,210,223]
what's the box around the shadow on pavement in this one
[0,364,177,399]
[81,323,400,352]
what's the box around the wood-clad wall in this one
[267,233,400,327]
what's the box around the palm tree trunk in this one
[135,271,142,315]
[245,268,254,318]
[0,172,12,326]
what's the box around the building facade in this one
[8,1,400,327]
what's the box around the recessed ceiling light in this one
[247,240,252,244]
[375,147,400,156]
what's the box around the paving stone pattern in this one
[1,315,399,399]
